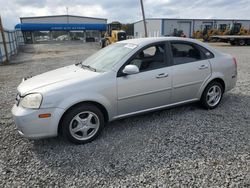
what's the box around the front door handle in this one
[156,73,168,78]
[198,64,208,70]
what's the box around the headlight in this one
[20,93,43,109]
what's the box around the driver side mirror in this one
[122,65,139,75]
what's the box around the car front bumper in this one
[11,104,64,139]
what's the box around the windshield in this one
[81,43,138,72]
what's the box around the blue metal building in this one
[15,15,107,43]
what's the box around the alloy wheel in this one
[69,111,100,141]
[206,85,222,107]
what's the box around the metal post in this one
[31,32,35,44]
[140,0,148,37]
[66,7,70,41]
[49,31,52,41]
[8,32,12,54]
[0,16,9,64]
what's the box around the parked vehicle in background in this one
[211,22,250,45]
[12,37,237,144]
[172,29,186,37]
[36,36,50,42]
[100,22,127,48]
[194,22,250,45]
[211,35,250,46]
[56,35,70,41]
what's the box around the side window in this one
[198,45,214,59]
[171,42,202,65]
[128,44,166,72]
[143,46,156,56]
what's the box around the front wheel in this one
[61,104,104,144]
[200,82,223,109]
[100,39,106,48]
[105,40,110,47]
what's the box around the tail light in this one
[233,57,237,76]
[233,57,237,68]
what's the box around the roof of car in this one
[118,37,221,55]
[119,37,199,45]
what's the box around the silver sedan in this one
[12,37,237,144]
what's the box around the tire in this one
[238,39,246,46]
[105,40,110,47]
[100,39,105,48]
[61,104,104,144]
[200,81,223,109]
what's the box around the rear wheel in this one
[200,81,223,109]
[61,104,104,144]
[238,39,246,46]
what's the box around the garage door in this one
[178,22,191,37]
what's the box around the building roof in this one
[133,18,250,24]
[20,15,107,21]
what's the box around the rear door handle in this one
[156,73,168,78]
[198,64,208,70]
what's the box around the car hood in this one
[18,64,99,95]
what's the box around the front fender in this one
[56,92,115,120]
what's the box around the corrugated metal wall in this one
[134,19,250,38]
[0,29,24,64]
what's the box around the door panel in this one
[170,41,212,103]
[172,59,211,103]
[117,67,172,115]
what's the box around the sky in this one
[0,0,250,29]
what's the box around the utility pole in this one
[140,0,148,37]
[66,7,69,24]
[66,7,70,41]
[0,16,9,64]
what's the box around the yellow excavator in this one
[193,25,219,41]
[193,22,250,42]
[100,22,127,48]
[223,22,250,35]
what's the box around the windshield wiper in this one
[76,62,96,72]
[82,64,96,72]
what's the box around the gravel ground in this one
[0,42,249,187]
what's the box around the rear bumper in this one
[225,74,237,92]
[11,104,64,139]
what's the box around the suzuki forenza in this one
[12,37,237,144]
